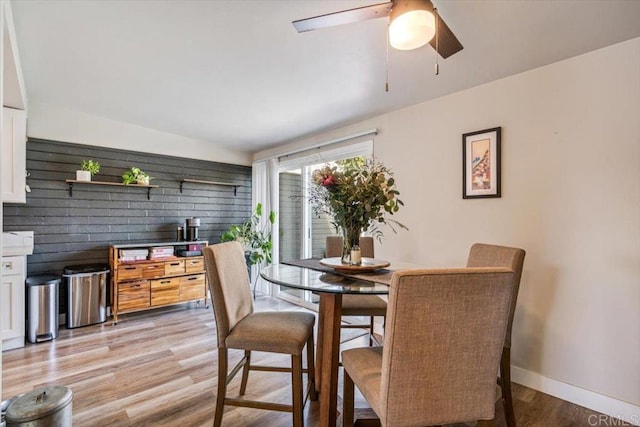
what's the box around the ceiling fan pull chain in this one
[386,22,390,92]
[434,7,440,76]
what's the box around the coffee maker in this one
[186,217,200,241]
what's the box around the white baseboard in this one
[511,366,640,426]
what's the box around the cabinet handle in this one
[2,262,13,271]
[169,262,180,266]
[124,267,136,270]
[160,280,171,284]
[187,277,197,281]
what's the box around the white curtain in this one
[252,158,278,295]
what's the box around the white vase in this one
[136,176,149,185]
[76,170,91,181]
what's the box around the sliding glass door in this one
[274,141,372,307]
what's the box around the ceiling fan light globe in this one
[389,9,436,50]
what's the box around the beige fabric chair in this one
[467,243,526,427]
[326,236,387,346]
[204,242,316,427]
[342,268,515,427]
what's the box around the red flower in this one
[322,175,335,187]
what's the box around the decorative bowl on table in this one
[319,257,390,273]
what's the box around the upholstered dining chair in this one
[204,242,317,427]
[326,236,387,346]
[342,268,515,427]
[467,243,526,427]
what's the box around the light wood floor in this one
[1,296,623,426]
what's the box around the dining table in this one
[260,258,396,427]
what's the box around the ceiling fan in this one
[292,0,463,59]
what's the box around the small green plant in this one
[221,203,276,265]
[122,167,152,185]
[81,159,100,176]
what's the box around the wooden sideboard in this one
[109,241,208,324]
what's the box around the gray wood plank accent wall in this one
[2,139,252,276]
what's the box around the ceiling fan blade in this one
[429,13,463,58]
[293,2,392,33]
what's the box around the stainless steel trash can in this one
[26,274,61,343]
[63,264,109,329]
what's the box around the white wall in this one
[256,38,640,418]
[27,102,253,166]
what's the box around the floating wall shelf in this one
[65,180,159,200]
[179,179,240,196]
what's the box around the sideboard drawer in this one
[164,259,185,276]
[150,277,180,306]
[118,264,145,280]
[141,262,165,279]
[185,257,204,273]
[118,280,150,311]
[179,274,206,301]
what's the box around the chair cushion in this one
[225,311,315,355]
[342,346,384,416]
[341,295,387,317]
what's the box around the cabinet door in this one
[1,107,27,204]
[2,257,26,350]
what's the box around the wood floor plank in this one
[1,296,626,426]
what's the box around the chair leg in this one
[343,370,355,427]
[501,346,516,427]
[306,333,318,401]
[239,350,251,395]
[214,348,228,427]
[291,354,304,427]
[368,316,374,346]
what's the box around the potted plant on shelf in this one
[122,167,152,185]
[221,203,276,297]
[76,159,100,182]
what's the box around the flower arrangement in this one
[310,157,406,262]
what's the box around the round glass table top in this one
[260,264,390,295]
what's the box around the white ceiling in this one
[10,0,640,153]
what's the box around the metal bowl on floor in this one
[1,397,16,427]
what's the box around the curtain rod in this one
[273,129,378,161]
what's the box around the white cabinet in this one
[1,107,27,204]
[1,255,25,350]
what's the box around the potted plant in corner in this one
[221,203,276,298]
[76,159,100,181]
[122,167,152,185]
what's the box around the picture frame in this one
[462,127,501,199]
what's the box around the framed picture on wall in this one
[462,127,501,199]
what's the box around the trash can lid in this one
[63,263,109,275]
[25,274,61,287]
[5,386,73,423]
